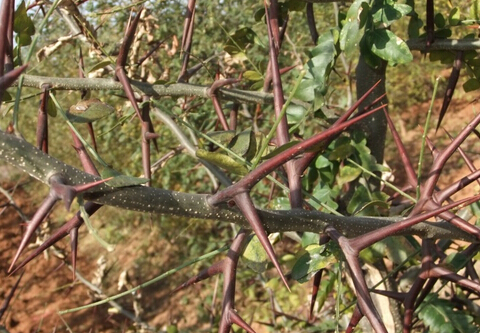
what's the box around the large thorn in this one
[8,191,59,272]
[234,191,290,291]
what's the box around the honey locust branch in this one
[0,130,474,242]
[15,74,310,108]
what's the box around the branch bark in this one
[0,130,474,242]
[15,74,310,108]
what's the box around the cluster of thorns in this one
[1,0,480,332]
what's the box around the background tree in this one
[2,0,480,332]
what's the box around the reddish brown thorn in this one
[208,79,240,131]
[265,0,280,53]
[435,169,480,204]
[351,194,480,250]
[8,191,59,272]
[345,306,363,333]
[229,103,239,131]
[309,269,322,321]
[383,108,417,188]
[327,226,387,332]
[144,132,160,140]
[444,128,480,186]
[208,78,241,95]
[70,130,99,176]
[423,112,480,198]
[115,69,143,120]
[86,123,97,152]
[371,289,406,302]
[136,38,166,66]
[436,51,463,131]
[171,261,223,294]
[147,120,159,153]
[234,192,290,291]
[9,202,101,275]
[0,64,27,90]
[335,80,382,125]
[0,270,24,320]
[114,7,144,121]
[424,135,439,159]
[178,0,196,82]
[116,7,144,69]
[225,309,257,333]
[51,177,112,211]
[209,105,385,206]
[279,64,297,76]
[70,227,78,280]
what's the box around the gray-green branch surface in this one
[0,130,474,241]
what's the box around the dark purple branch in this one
[178,0,196,82]
[306,3,318,44]
[436,51,463,131]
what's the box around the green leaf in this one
[243,70,263,81]
[372,3,411,28]
[1,91,12,103]
[228,130,256,160]
[286,104,307,124]
[261,141,300,160]
[300,28,339,104]
[196,149,248,175]
[224,27,258,55]
[203,130,236,150]
[472,0,480,21]
[394,4,413,16]
[250,79,264,90]
[408,15,423,39]
[291,244,335,283]
[430,50,455,65]
[88,59,115,73]
[418,294,476,333]
[14,1,36,47]
[294,79,315,101]
[46,94,57,117]
[434,13,446,28]
[380,237,415,265]
[315,154,332,169]
[463,78,480,92]
[242,235,269,273]
[442,252,468,272]
[434,28,452,39]
[337,165,362,186]
[315,270,336,313]
[286,0,306,12]
[448,7,461,26]
[101,167,149,187]
[328,143,355,161]
[360,36,384,69]
[340,0,369,55]
[311,184,339,211]
[366,29,413,64]
[67,99,115,123]
[301,232,320,248]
